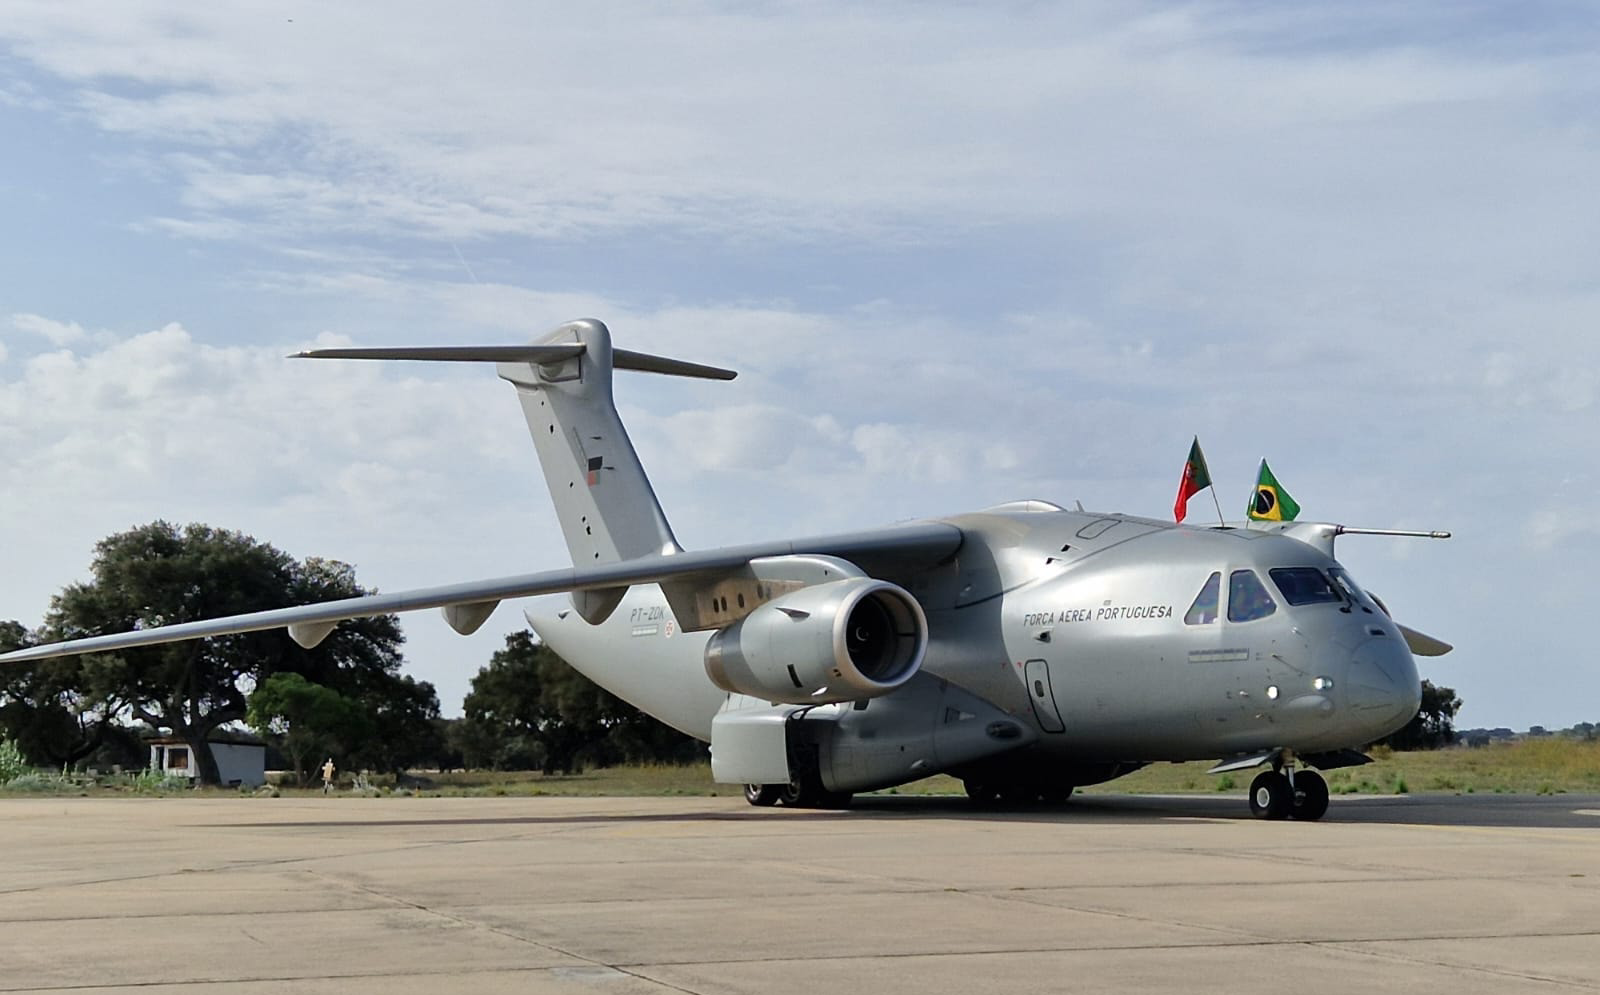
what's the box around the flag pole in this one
[1210,479,1227,528]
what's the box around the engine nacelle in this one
[704,578,927,704]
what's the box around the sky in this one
[1,2,1597,731]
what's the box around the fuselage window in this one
[1269,567,1342,606]
[1185,572,1221,625]
[1228,570,1278,622]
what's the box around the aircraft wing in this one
[0,522,963,665]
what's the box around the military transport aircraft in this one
[0,319,1452,820]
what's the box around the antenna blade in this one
[291,344,587,363]
[613,348,737,380]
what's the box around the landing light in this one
[1313,676,1334,691]
[1266,685,1279,700]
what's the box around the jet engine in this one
[704,578,927,705]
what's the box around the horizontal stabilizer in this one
[611,348,736,380]
[293,343,736,380]
[294,344,586,363]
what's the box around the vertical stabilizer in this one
[497,319,682,568]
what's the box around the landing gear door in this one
[709,695,797,785]
[1024,658,1065,734]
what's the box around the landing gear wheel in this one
[744,783,781,807]
[778,774,853,809]
[779,777,807,807]
[964,781,998,805]
[1289,770,1330,821]
[1248,771,1293,820]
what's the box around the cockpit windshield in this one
[1268,567,1342,606]
[1227,570,1277,622]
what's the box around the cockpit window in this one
[1327,566,1377,613]
[1228,570,1278,622]
[1269,567,1342,606]
[1185,572,1221,625]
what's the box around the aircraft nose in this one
[1345,636,1421,737]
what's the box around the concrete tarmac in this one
[2,793,1596,994]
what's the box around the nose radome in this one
[1346,636,1421,737]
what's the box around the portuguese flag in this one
[1173,437,1213,523]
[1248,459,1301,522]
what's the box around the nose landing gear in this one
[1247,760,1329,821]
[1289,768,1329,821]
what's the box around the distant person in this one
[321,758,335,794]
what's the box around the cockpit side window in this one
[1327,566,1378,613]
[1269,567,1342,606]
[1184,572,1221,625]
[1227,570,1278,622]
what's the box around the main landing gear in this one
[743,773,852,809]
[1248,766,1329,821]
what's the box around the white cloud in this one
[11,313,88,345]
[3,2,1592,256]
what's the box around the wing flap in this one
[1,522,962,664]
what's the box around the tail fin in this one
[498,318,711,568]
[295,316,734,577]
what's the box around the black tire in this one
[964,780,999,804]
[744,783,781,807]
[1248,771,1293,820]
[1290,770,1330,821]
[778,773,852,809]
[1039,785,1074,805]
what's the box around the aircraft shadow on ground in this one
[852,792,1600,829]
[216,792,1600,832]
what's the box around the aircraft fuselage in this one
[530,506,1421,770]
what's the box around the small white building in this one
[148,732,267,787]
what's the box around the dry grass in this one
[7,739,1596,800]
[1076,738,1600,797]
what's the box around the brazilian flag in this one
[1248,459,1300,522]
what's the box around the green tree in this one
[247,672,372,785]
[3,622,136,768]
[42,522,406,783]
[458,632,551,770]
[1,623,114,767]
[0,621,27,653]
[346,670,444,774]
[457,632,701,774]
[1378,679,1462,750]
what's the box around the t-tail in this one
[295,318,735,620]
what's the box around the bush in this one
[127,767,190,793]
[0,737,27,783]
[2,772,75,794]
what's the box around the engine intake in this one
[704,578,927,704]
